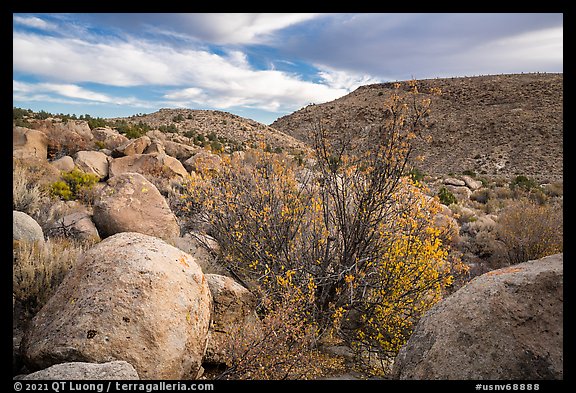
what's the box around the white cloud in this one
[13,80,152,107]
[317,67,381,90]
[181,13,323,44]
[13,15,57,31]
[14,30,355,113]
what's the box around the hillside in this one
[272,73,563,182]
[111,108,309,154]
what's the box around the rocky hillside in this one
[272,73,563,182]
[112,108,309,154]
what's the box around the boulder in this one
[391,253,563,380]
[163,140,198,161]
[462,175,483,191]
[203,274,260,365]
[13,127,48,160]
[92,172,180,242]
[445,184,472,201]
[21,232,213,380]
[184,151,222,174]
[25,119,94,155]
[91,127,129,150]
[18,361,139,380]
[45,211,100,242]
[443,177,466,187]
[144,141,166,155]
[74,150,110,180]
[173,232,225,275]
[109,153,189,180]
[112,136,151,157]
[13,211,44,244]
[50,155,75,172]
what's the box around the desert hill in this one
[271,73,563,182]
[111,108,309,154]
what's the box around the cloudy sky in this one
[13,13,563,124]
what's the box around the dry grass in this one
[13,237,91,313]
[496,198,563,265]
[13,162,47,217]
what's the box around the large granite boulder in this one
[17,361,139,380]
[92,172,180,242]
[108,153,189,180]
[21,232,212,380]
[13,211,44,244]
[13,127,49,160]
[391,253,563,380]
[203,274,260,365]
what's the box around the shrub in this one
[409,167,425,183]
[50,169,99,202]
[182,81,465,375]
[173,113,185,122]
[183,130,197,139]
[86,116,108,130]
[216,285,345,380]
[13,162,47,216]
[470,188,490,204]
[49,181,74,201]
[544,182,563,198]
[13,107,32,120]
[34,110,52,120]
[510,175,539,192]
[113,120,150,139]
[495,198,563,265]
[438,187,457,206]
[13,238,89,314]
[210,140,223,153]
[159,123,178,133]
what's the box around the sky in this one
[13,13,563,125]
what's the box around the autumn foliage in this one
[182,82,466,376]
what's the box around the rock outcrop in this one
[183,151,222,174]
[17,361,139,380]
[45,211,100,242]
[26,119,95,155]
[21,232,212,380]
[391,253,563,380]
[74,150,110,179]
[203,274,260,365]
[112,136,151,157]
[108,153,189,180]
[13,211,44,244]
[13,127,48,160]
[92,172,180,242]
[50,155,75,172]
[91,127,129,150]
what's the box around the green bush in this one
[159,123,178,133]
[13,107,32,120]
[49,181,74,201]
[409,167,425,182]
[210,140,223,153]
[510,175,539,191]
[50,169,99,201]
[86,116,108,130]
[438,187,457,206]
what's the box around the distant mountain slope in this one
[271,73,563,181]
[112,108,309,154]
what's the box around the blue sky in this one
[13,13,563,125]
